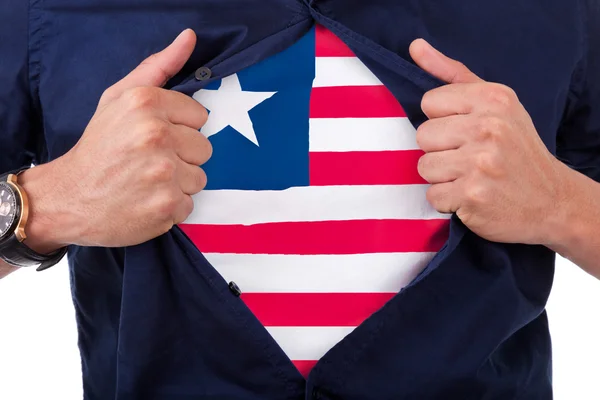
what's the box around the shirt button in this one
[228,281,242,297]
[195,66,212,81]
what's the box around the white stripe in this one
[205,252,433,293]
[185,185,449,225]
[267,327,355,361]
[314,57,382,87]
[309,118,418,152]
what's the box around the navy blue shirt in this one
[1,1,599,399]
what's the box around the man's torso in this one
[26,0,581,398]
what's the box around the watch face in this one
[0,183,18,239]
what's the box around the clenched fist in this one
[409,39,565,245]
[21,30,212,250]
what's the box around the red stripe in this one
[179,219,449,255]
[241,293,396,326]
[315,25,355,57]
[293,360,318,378]
[309,86,406,118]
[310,150,426,186]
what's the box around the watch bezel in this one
[0,181,22,243]
[7,174,29,243]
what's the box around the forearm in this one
[543,162,600,279]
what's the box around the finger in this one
[157,90,208,130]
[409,38,484,84]
[172,125,213,165]
[416,115,471,152]
[109,29,196,97]
[421,83,489,118]
[176,160,207,195]
[418,150,465,184]
[173,194,195,225]
[426,181,460,214]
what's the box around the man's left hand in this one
[409,39,567,245]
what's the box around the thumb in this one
[108,29,197,97]
[409,38,483,84]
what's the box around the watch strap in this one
[0,167,68,271]
[0,234,68,271]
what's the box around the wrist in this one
[17,160,79,254]
[538,160,586,256]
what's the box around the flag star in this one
[192,74,277,146]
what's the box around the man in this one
[1,0,599,398]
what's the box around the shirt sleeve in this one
[0,0,46,173]
[556,0,600,182]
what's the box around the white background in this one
[0,257,598,400]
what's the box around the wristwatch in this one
[0,168,68,271]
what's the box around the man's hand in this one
[20,29,211,251]
[409,39,566,245]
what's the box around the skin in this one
[1,29,210,277]
[1,32,599,280]
[408,39,600,278]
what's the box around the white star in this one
[192,74,277,146]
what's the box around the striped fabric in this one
[182,25,450,377]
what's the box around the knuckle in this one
[420,91,434,114]
[100,87,119,104]
[173,196,195,225]
[142,53,159,66]
[453,63,470,81]
[454,61,466,70]
[196,104,209,127]
[474,116,491,140]
[200,137,213,164]
[456,208,474,226]
[182,196,195,219]
[426,186,439,205]
[195,168,208,192]
[124,87,158,110]
[139,119,170,148]
[475,151,500,173]
[183,94,209,130]
[156,190,180,217]
[415,122,430,150]
[499,84,517,98]
[479,116,508,141]
[147,158,176,183]
[426,185,447,212]
[140,55,170,84]
[185,167,208,194]
[464,183,487,205]
[158,219,175,235]
[486,84,515,108]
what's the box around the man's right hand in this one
[19,29,212,251]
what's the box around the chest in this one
[35,0,581,161]
[174,26,451,374]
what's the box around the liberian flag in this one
[182,25,450,377]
